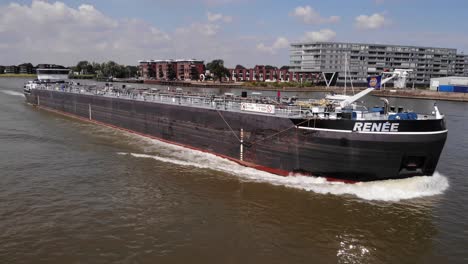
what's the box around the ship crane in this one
[339,69,413,108]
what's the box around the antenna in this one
[344,52,347,95]
[343,52,355,95]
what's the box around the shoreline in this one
[141,80,468,101]
[0,74,36,78]
[372,90,468,102]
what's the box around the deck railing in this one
[32,83,305,118]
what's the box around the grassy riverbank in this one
[0,74,36,78]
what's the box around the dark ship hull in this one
[25,89,447,182]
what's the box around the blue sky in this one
[1,0,467,67]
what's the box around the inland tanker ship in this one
[24,69,447,182]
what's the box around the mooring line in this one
[216,109,241,142]
[216,109,313,146]
[249,119,311,146]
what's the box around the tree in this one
[75,60,91,74]
[85,63,95,74]
[72,61,137,78]
[190,66,199,81]
[147,66,156,78]
[158,67,164,79]
[206,59,230,82]
[167,64,176,80]
[99,61,126,78]
[126,66,138,78]
[92,62,101,76]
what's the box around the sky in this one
[1,0,467,67]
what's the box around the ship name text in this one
[353,122,399,132]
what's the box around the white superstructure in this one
[36,68,70,81]
[340,69,413,108]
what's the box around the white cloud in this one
[301,29,336,42]
[355,13,386,29]
[0,1,291,67]
[290,5,340,24]
[0,0,171,64]
[207,11,232,23]
[256,37,289,54]
[176,22,221,37]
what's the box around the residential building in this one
[175,60,205,80]
[455,54,468,76]
[139,59,205,81]
[4,65,19,74]
[18,63,35,74]
[230,65,322,82]
[231,65,288,82]
[290,41,467,86]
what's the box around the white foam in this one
[116,136,449,202]
[1,90,25,97]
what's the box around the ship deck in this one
[26,82,439,121]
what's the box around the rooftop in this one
[290,41,457,52]
[138,59,204,63]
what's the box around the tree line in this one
[72,61,139,79]
[73,59,232,81]
[2,59,232,81]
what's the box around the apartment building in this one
[455,54,468,76]
[4,65,19,74]
[290,41,465,86]
[18,63,35,74]
[139,59,205,81]
[229,64,332,84]
[231,65,290,81]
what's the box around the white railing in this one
[33,84,305,118]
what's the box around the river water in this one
[0,78,467,263]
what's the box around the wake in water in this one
[1,90,25,97]
[116,135,449,202]
[79,120,449,202]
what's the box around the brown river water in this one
[0,78,467,263]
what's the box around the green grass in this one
[0,73,37,78]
